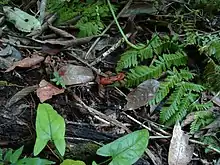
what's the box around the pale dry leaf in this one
[5,54,44,72]
[3,6,41,32]
[58,64,94,85]
[168,122,194,165]
[124,79,160,110]
[36,80,65,103]
[6,85,38,107]
[181,112,195,127]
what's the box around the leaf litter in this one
[0,0,220,165]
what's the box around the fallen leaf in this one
[181,112,195,127]
[58,64,94,85]
[36,80,65,102]
[6,85,38,107]
[124,79,160,110]
[168,122,194,165]
[0,45,22,60]
[0,57,13,69]
[5,54,44,72]
[3,6,41,32]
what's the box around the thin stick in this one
[73,94,131,133]
[189,139,220,154]
[85,0,133,59]
[107,0,142,50]
[90,33,131,66]
[66,51,107,77]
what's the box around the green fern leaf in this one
[116,50,140,72]
[189,102,213,111]
[165,94,193,126]
[149,68,195,106]
[126,52,187,87]
[181,82,205,92]
[190,111,214,133]
[160,85,186,123]
[204,59,220,91]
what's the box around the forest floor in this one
[0,0,220,165]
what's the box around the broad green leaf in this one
[60,159,86,165]
[10,146,23,163]
[96,129,149,165]
[92,161,98,165]
[16,158,55,165]
[34,103,66,156]
[4,149,13,161]
[3,6,41,32]
[0,148,3,160]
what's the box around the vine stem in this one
[107,0,143,50]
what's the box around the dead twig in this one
[90,33,132,66]
[73,93,131,133]
[66,51,107,77]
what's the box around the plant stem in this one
[107,0,143,50]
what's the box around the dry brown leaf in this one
[168,122,194,165]
[6,85,38,107]
[123,79,160,110]
[5,54,44,72]
[58,64,94,85]
[36,80,65,102]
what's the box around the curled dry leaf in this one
[124,79,160,110]
[5,54,44,72]
[168,122,194,165]
[58,64,94,85]
[6,85,38,107]
[36,80,65,103]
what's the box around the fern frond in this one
[162,51,188,68]
[189,102,213,111]
[201,136,220,153]
[116,50,139,72]
[149,68,194,106]
[160,85,186,123]
[204,59,220,91]
[190,111,214,133]
[165,94,193,126]
[159,81,203,125]
[181,82,205,92]
[126,52,187,87]
[116,35,182,72]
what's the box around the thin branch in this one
[85,0,133,59]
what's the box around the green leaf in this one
[60,159,86,165]
[92,161,98,165]
[34,103,66,156]
[4,149,13,161]
[96,129,149,165]
[3,6,41,32]
[16,158,55,165]
[0,148,3,160]
[10,146,23,163]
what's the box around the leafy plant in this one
[96,129,149,165]
[51,71,66,89]
[190,110,215,133]
[34,103,66,157]
[0,146,54,165]
[200,135,220,153]
[47,0,114,37]
[60,159,86,165]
